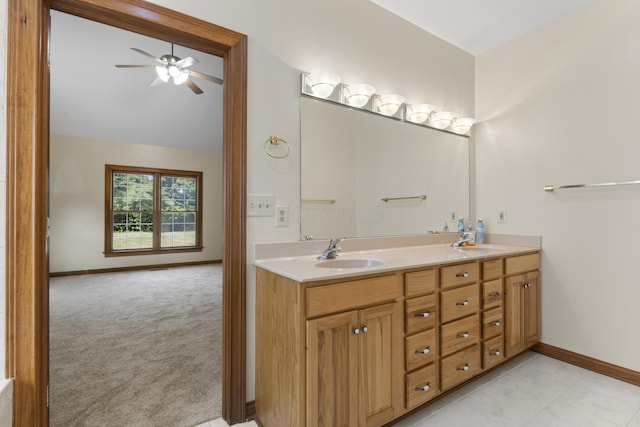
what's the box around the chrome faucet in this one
[451,233,469,247]
[318,238,344,260]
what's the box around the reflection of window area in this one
[105,165,203,256]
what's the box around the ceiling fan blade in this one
[149,76,165,87]
[115,64,156,68]
[185,78,204,95]
[131,48,164,63]
[188,70,223,85]
[176,56,198,68]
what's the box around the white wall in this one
[0,0,474,404]
[49,134,223,273]
[476,0,640,371]
[145,0,475,401]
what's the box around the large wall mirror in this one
[301,96,470,240]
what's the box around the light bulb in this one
[344,84,376,108]
[155,65,170,82]
[168,65,181,78]
[307,72,341,98]
[173,70,189,85]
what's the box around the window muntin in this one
[106,165,203,256]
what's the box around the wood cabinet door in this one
[505,274,525,358]
[359,302,399,427]
[307,311,359,427]
[524,270,541,347]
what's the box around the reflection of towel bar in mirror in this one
[302,198,337,204]
[544,180,640,192]
[381,194,427,202]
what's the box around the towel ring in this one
[264,136,290,159]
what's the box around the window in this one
[105,165,203,256]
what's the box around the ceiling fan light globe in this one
[168,65,181,78]
[155,65,170,82]
[173,70,189,85]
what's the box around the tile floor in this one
[198,351,640,427]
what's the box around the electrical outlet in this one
[247,194,275,217]
[450,210,457,221]
[276,205,289,227]
[497,209,507,223]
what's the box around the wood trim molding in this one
[533,343,640,386]
[6,0,247,425]
[49,260,221,278]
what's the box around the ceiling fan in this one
[115,44,223,95]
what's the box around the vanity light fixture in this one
[451,117,476,135]
[306,71,341,98]
[344,84,376,108]
[405,104,434,124]
[375,94,405,116]
[429,111,456,130]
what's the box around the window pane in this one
[160,175,197,248]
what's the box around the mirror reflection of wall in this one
[301,97,469,240]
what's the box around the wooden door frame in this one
[6,0,247,425]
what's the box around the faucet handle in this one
[329,237,344,248]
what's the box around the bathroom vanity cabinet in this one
[255,250,540,427]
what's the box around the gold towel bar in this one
[381,194,427,202]
[302,198,337,204]
[544,180,640,192]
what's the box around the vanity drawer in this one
[482,307,503,340]
[505,253,540,275]
[483,335,505,370]
[482,279,503,309]
[406,329,437,371]
[306,275,399,318]
[441,344,481,390]
[482,259,503,280]
[406,363,439,409]
[440,283,479,324]
[440,314,480,356]
[405,268,436,297]
[441,262,479,289]
[406,294,437,334]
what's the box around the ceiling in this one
[50,10,224,152]
[51,2,594,151]
[369,0,595,55]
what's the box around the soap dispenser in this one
[457,218,465,233]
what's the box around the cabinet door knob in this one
[456,299,469,307]
[490,350,501,356]
[415,382,431,392]
[415,346,431,355]
[490,321,501,327]
[456,272,469,278]
[457,363,470,372]
[488,291,501,298]
[456,331,470,339]
[362,326,368,333]
[414,310,431,318]
[353,328,360,335]
[523,282,531,288]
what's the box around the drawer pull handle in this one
[456,331,470,339]
[415,382,431,392]
[488,292,501,298]
[362,326,368,333]
[456,272,469,278]
[490,321,501,327]
[415,346,431,355]
[490,350,501,356]
[414,310,431,318]
[456,300,469,307]
[353,328,360,335]
[457,363,470,372]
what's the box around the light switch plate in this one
[248,194,275,217]
[497,209,507,223]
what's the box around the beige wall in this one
[49,134,223,273]
[476,0,640,371]
[144,0,475,401]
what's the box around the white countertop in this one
[254,243,539,283]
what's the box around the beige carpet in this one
[49,264,222,427]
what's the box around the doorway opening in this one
[5,0,247,425]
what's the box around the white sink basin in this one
[315,258,384,269]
